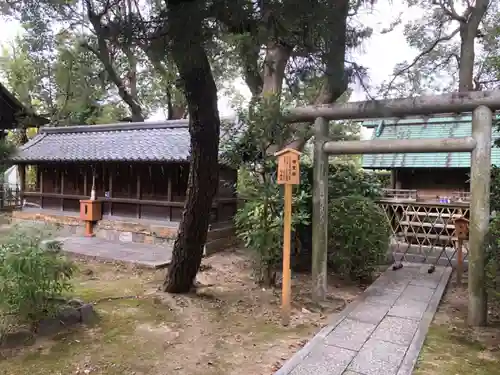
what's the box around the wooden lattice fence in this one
[377,200,470,267]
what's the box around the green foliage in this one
[235,166,311,283]
[235,158,384,280]
[0,226,75,323]
[0,33,127,126]
[232,96,308,283]
[491,165,500,213]
[0,139,15,175]
[327,162,383,200]
[327,196,390,281]
[484,216,500,300]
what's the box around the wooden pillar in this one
[167,168,172,220]
[39,166,44,209]
[108,164,113,216]
[83,166,88,197]
[60,166,65,211]
[312,117,329,302]
[18,164,25,207]
[468,105,492,327]
[136,167,141,218]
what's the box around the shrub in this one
[236,160,385,281]
[0,226,75,323]
[491,165,500,214]
[327,195,390,282]
[235,166,311,285]
[484,216,500,300]
[327,162,383,200]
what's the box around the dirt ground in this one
[414,277,500,375]
[0,248,364,375]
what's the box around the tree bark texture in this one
[458,0,489,92]
[163,1,221,293]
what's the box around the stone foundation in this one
[12,210,238,255]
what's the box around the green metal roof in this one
[361,113,500,169]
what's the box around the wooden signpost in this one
[275,148,302,326]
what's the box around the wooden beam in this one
[285,90,500,123]
[23,191,185,208]
[323,137,476,155]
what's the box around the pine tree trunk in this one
[162,1,221,293]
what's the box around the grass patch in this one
[0,252,360,375]
[415,315,500,375]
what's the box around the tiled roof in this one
[361,113,500,169]
[13,119,239,163]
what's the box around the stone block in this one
[0,329,35,348]
[132,232,146,243]
[409,276,441,289]
[371,316,419,346]
[325,319,376,351]
[399,285,436,304]
[289,342,356,375]
[58,307,81,325]
[68,298,85,308]
[79,303,95,324]
[37,318,63,336]
[348,302,390,325]
[348,338,407,375]
[118,231,133,242]
[364,291,401,306]
[40,239,63,252]
[388,299,428,320]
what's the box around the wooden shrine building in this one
[362,113,500,203]
[11,120,238,250]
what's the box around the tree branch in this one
[84,0,144,121]
[385,27,460,94]
[438,0,466,22]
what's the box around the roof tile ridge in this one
[17,133,47,152]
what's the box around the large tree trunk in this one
[262,42,292,95]
[84,0,145,122]
[458,0,489,92]
[163,1,221,293]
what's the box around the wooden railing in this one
[22,190,238,223]
[0,183,21,210]
[381,188,471,203]
[382,189,417,201]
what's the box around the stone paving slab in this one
[55,236,173,268]
[274,263,452,375]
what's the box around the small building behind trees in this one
[11,120,239,252]
[362,113,500,203]
[360,113,493,256]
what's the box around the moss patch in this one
[415,325,500,375]
[415,281,500,375]
[0,251,360,375]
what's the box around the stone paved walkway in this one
[275,263,452,375]
[56,236,173,268]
